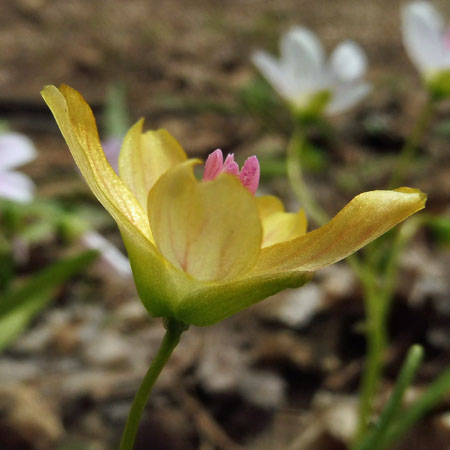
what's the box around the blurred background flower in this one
[252,26,371,116]
[80,230,131,277]
[0,133,36,203]
[102,136,122,174]
[402,1,450,77]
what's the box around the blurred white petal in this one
[81,231,132,277]
[252,50,295,98]
[402,1,445,71]
[281,26,325,71]
[101,137,122,174]
[326,82,372,115]
[281,26,326,90]
[0,170,35,203]
[0,133,37,170]
[276,284,323,327]
[330,40,368,82]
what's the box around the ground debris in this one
[0,383,64,450]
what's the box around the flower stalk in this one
[286,127,370,280]
[284,124,425,443]
[389,98,435,189]
[355,276,390,442]
[119,318,188,450]
[286,130,329,227]
[355,218,423,441]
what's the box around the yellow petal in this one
[261,210,307,247]
[256,196,307,247]
[257,195,285,220]
[119,121,187,212]
[41,85,178,318]
[41,85,151,241]
[148,160,263,282]
[251,189,426,273]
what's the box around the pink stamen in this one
[203,149,223,181]
[239,156,260,195]
[202,149,260,194]
[223,153,239,176]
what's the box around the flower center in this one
[203,149,260,194]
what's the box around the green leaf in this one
[0,233,13,292]
[0,250,98,351]
[352,345,424,450]
[381,363,450,449]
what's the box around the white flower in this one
[102,137,122,174]
[0,133,36,203]
[251,26,371,115]
[81,231,132,278]
[402,1,450,77]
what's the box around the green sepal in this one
[291,90,331,125]
[120,228,181,320]
[426,69,450,102]
[175,270,313,326]
[122,222,312,327]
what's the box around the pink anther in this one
[202,149,260,194]
[239,156,260,195]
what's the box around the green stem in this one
[119,318,188,450]
[285,126,418,443]
[286,131,329,227]
[389,99,434,189]
[286,130,368,281]
[380,365,450,449]
[352,345,424,450]
[355,275,389,442]
[381,218,423,306]
[355,219,422,443]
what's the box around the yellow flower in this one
[41,84,426,326]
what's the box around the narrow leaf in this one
[0,250,98,351]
